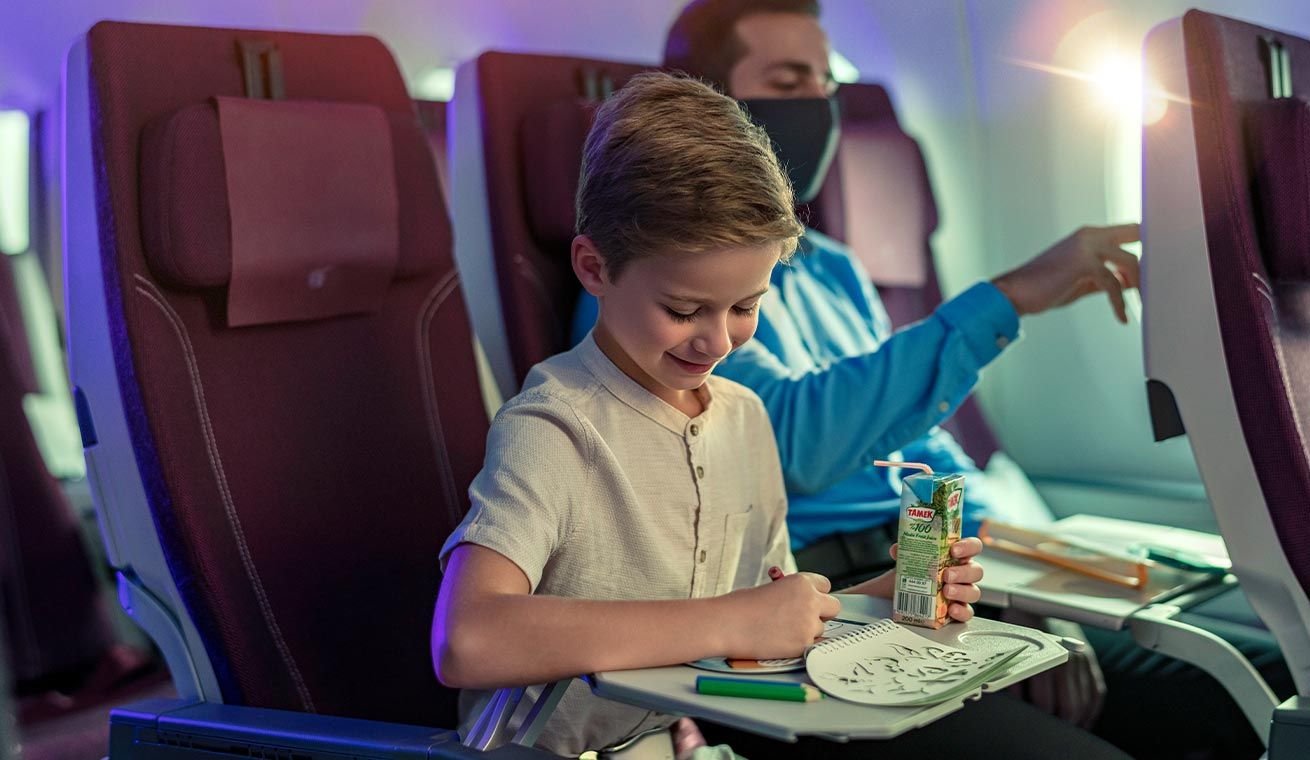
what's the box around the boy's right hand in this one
[719,572,840,659]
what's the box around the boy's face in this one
[578,240,779,405]
[728,12,836,100]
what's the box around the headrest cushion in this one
[519,99,599,248]
[140,97,446,325]
[1250,97,1310,282]
[821,121,934,288]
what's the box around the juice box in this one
[892,471,965,629]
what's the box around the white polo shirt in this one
[440,333,795,756]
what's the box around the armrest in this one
[109,699,553,759]
[1270,695,1310,760]
[1130,604,1278,747]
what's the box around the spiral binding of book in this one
[807,619,900,653]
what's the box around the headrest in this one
[519,98,599,248]
[140,97,445,326]
[1250,97,1310,282]
[829,121,934,287]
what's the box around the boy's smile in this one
[666,352,716,375]
[575,238,782,417]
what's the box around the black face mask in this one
[738,97,841,204]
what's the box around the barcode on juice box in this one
[896,591,935,618]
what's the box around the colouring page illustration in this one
[805,620,1026,707]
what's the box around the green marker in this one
[695,676,824,702]
[1139,544,1229,575]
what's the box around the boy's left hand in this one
[939,537,985,622]
[856,538,984,622]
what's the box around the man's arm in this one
[717,281,1018,495]
[718,224,1140,497]
[432,544,839,689]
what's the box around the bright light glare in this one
[830,50,861,84]
[1141,76,1169,125]
[413,67,455,102]
[1091,56,1140,111]
[1004,55,1178,125]
[0,110,30,255]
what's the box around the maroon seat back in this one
[474,52,648,386]
[808,84,1000,466]
[85,21,485,726]
[0,254,114,685]
[1182,11,1310,596]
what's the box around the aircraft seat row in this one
[1,241,172,759]
[53,19,999,755]
[30,6,1310,758]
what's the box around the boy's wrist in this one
[840,569,895,597]
[700,593,741,656]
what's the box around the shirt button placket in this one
[687,420,706,595]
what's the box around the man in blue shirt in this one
[571,1,1293,756]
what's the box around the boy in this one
[432,73,984,757]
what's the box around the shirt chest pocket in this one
[715,504,764,596]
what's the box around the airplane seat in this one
[1,251,111,679]
[450,51,647,396]
[62,20,539,757]
[1,250,175,755]
[807,82,1000,467]
[1143,8,1310,748]
[0,253,39,396]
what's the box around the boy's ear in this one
[571,235,610,297]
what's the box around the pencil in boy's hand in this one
[696,676,823,702]
[767,566,785,582]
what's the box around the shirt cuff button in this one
[996,335,1010,349]
[938,401,950,413]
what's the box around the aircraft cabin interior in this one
[3,1,1310,759]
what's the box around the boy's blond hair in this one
[575,72,803,278]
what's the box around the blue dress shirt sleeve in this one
[715,281,1019,497]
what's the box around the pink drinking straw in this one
[872,460,934,475]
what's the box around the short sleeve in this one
[438,394,591,590]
